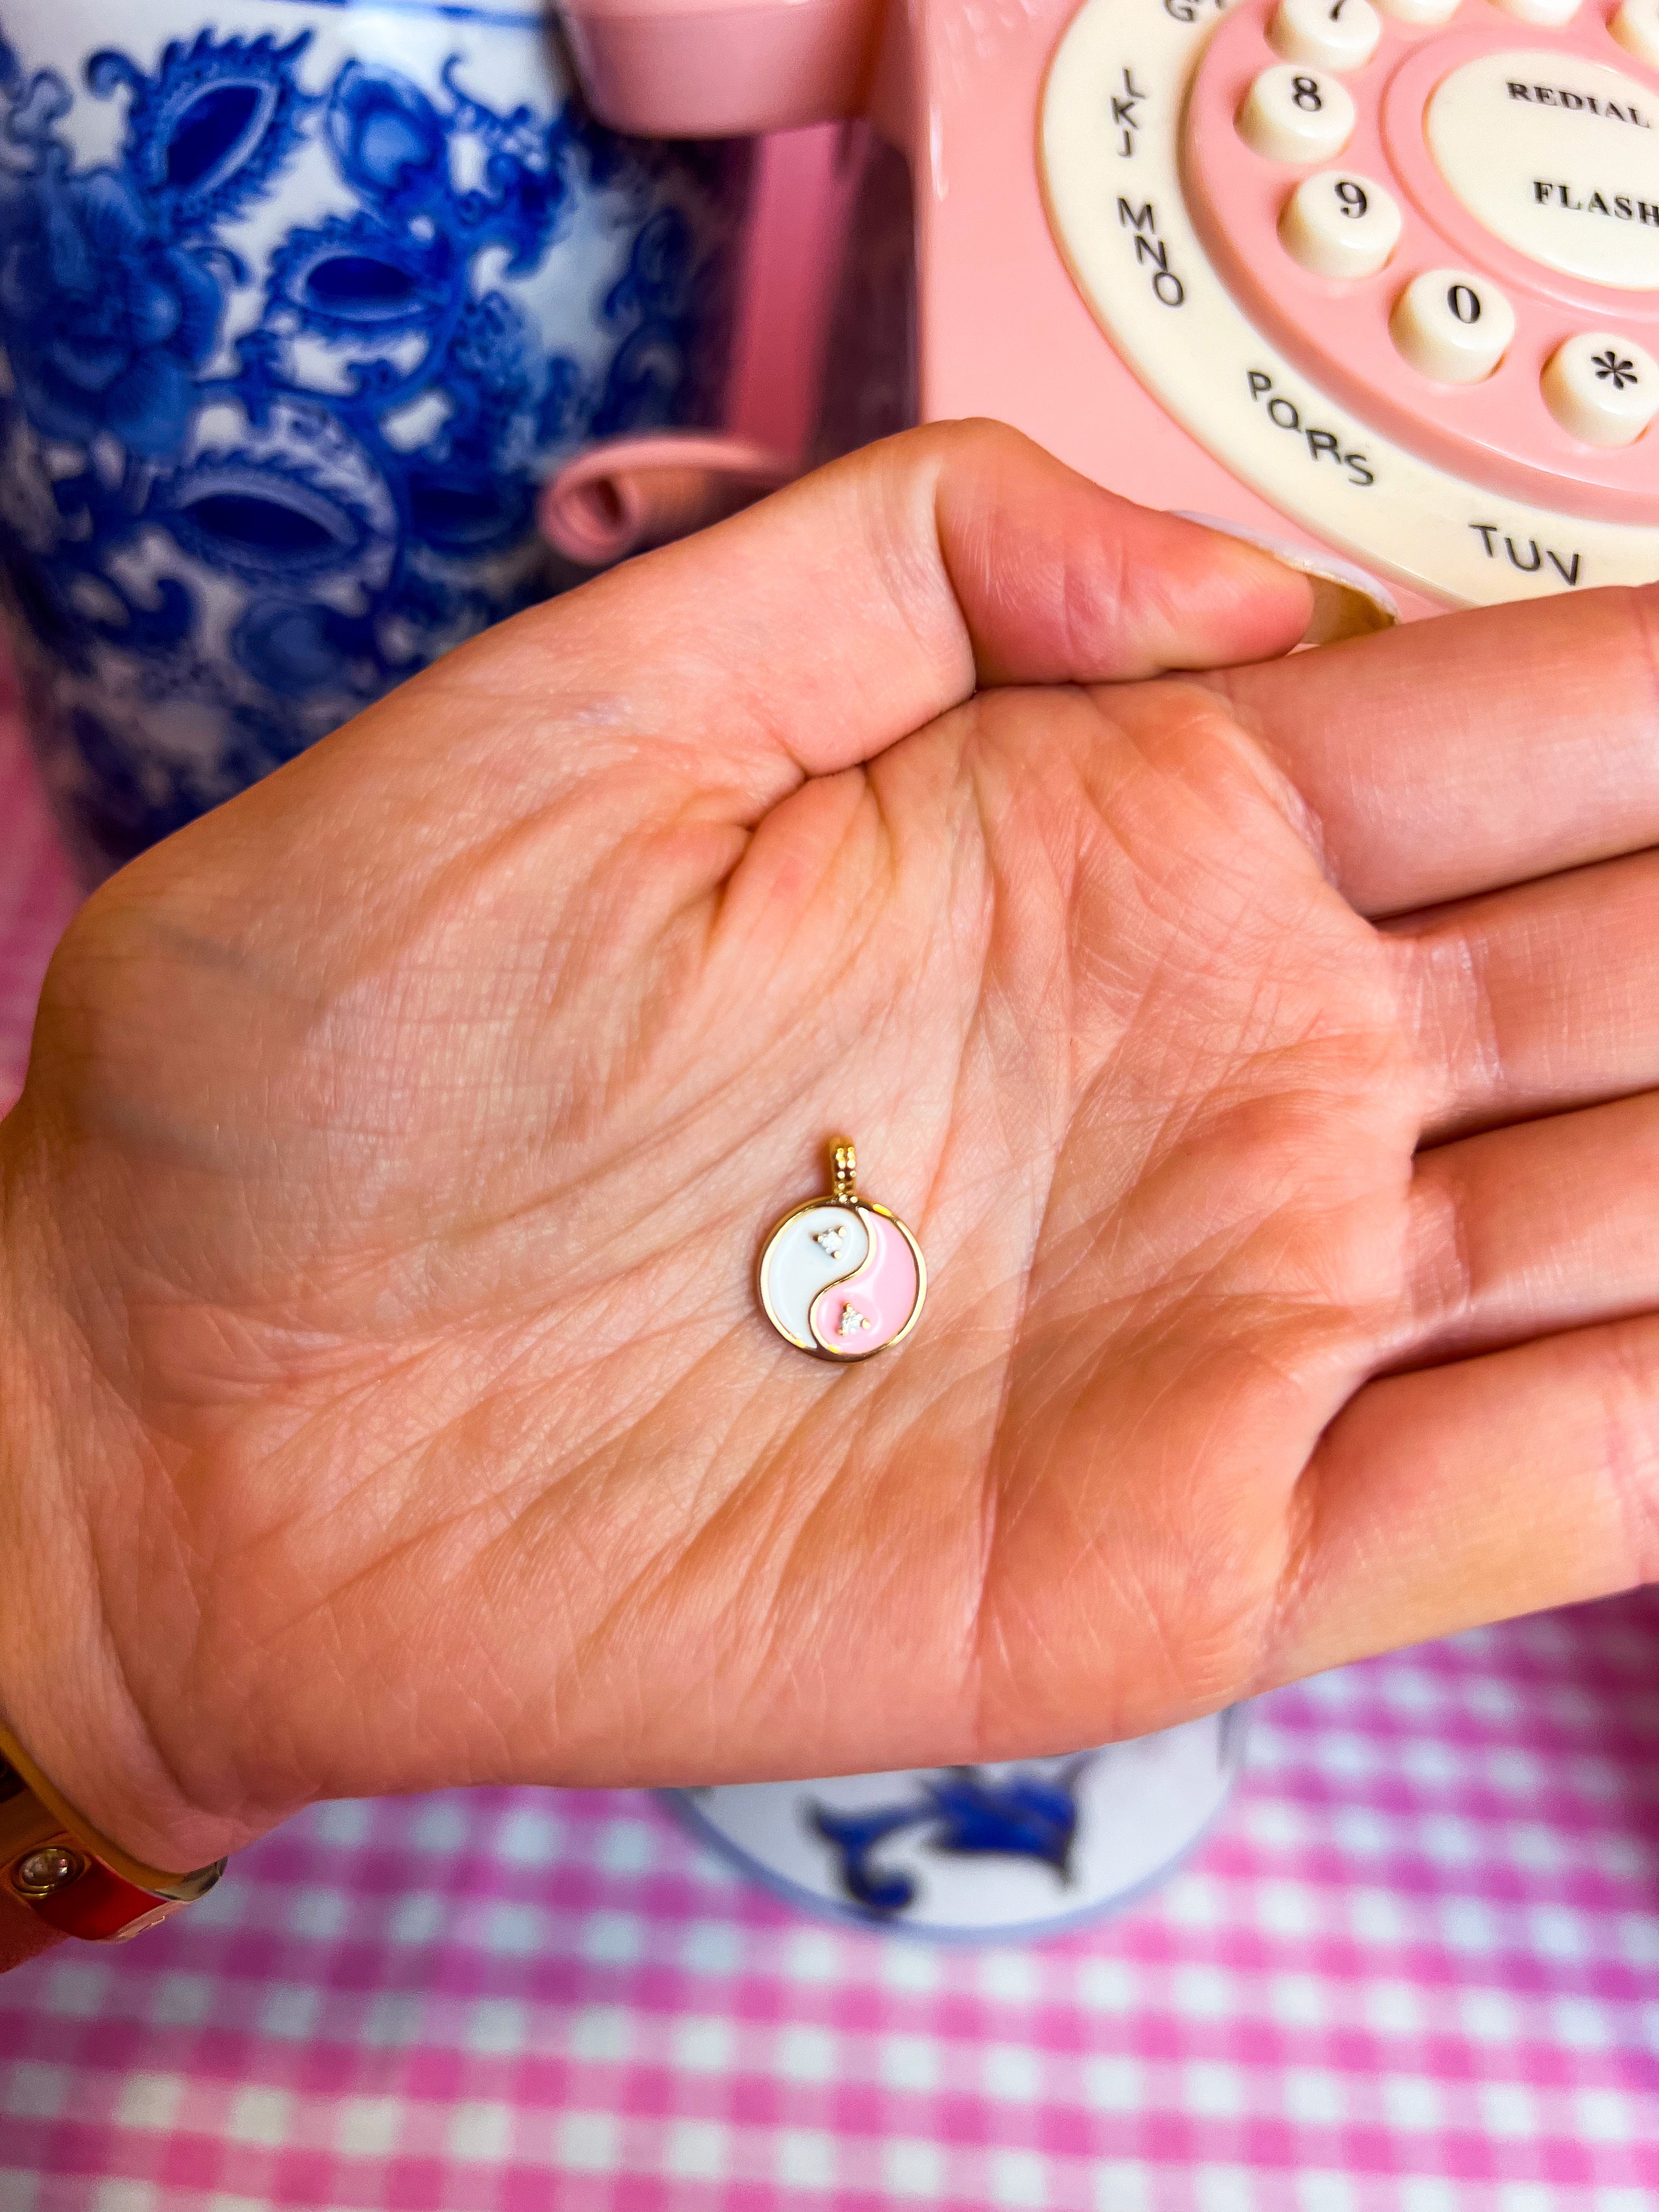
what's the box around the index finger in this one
[1215,585,1659,917]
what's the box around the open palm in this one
[6,426,1659,1875]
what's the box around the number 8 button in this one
[1238,64,1357,163]
[1280,171,1402,279]
[1390,268,1516,384]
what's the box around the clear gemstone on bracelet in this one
[12,1845,86,1897]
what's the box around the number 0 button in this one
[1280,170,1402,278]
[1238,65,1357,164]
[1390,269,1516,383]
[1542,331,1659,447]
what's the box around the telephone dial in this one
[548,0,1659,617]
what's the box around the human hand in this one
[5,424,1658,1876]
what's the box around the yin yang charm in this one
[758,1141,927,1362]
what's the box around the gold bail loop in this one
[831,1140,857,1206]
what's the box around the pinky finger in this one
[1269,1318,1659,1688]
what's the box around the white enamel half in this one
[760,1205,869,1349]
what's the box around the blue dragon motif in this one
[809,1756,1101,1918]
[0,14,747,868]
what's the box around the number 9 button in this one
[1279,171,1401,278]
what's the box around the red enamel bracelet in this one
[0,1722,223,1943]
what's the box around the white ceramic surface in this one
[673,1709,1250,1940]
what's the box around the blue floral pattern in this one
[0,166,225,459]
[0,11,747,869]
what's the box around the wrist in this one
[0,1131,239,1878]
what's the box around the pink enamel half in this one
[808,1208,921,1355]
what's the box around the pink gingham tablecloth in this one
[1,709,1657,2212]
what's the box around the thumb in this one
[416,417,1318,820]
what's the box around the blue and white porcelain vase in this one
[0,0,748,877]
[673,1709,1250,1941]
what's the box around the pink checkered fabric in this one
[2,709,1658,2211]
[3,1600,1658,2211]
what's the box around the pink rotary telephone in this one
[542,0,1659,620]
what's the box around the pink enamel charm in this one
[758,1142,926,1362]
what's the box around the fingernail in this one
[1174,511,1399,646]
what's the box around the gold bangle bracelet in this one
[0,1717,223,1943]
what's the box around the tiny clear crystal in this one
[15,1847,79,1893]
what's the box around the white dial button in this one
[1541,330,1659,444]
[1390,268,1516,381]
[1269,0,1383,71]
[1279,169,1403,274]
[1238,65,1357,162]
[1611,0,1659,69]
[1426,52,1659,289]
[1493,0,1580,22]
[1375,0,1460,21]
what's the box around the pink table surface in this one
[1,712,1657,2212]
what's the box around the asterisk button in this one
[1543,331,1659,448]
[1592,350,1638,391]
